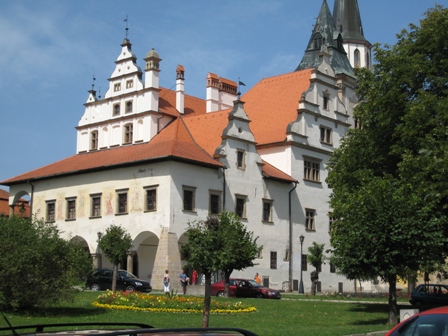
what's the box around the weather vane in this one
[237,78,246,99]
[124,15,129,38]
[91,75,96,91]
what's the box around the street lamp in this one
[299,234,305,294]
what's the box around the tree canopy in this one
[327,5,448,325]
[182,211,259,327]
[0,216,92,311]
[98,224,133,291]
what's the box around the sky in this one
[0,0,445,190]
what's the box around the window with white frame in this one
[262,199,273,222]
[90,194,101,218]
[114,83,121,92]
[145,186,157,211]
[126,80,133,89]
[66,198,76,220]
[183,186,196,212]
[46,200,55,222]
[305,209,316,230]
[209,191,221,215]
[304,159,320,182]
[116,189,128,214]
[320,126,332,145]
[235,194,247,219]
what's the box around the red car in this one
[385,306,448,335]
[211,278,281,299]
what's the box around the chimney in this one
[176,65,185,114]
[206,72,219,113]
[144,48,162,112]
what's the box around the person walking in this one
[254,272,261,284]
[179,269,188,294]
[163,270,170,294]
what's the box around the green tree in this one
[307,242,325,295]
[0,216,92,311]
[215,212,259,298]
[98,225,133,291]
[182,211,259,327]
[327,5,448,325]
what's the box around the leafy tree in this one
[98,225,133,291]
[182,211,259,327]
[327,5,448,325]
[215,212,259,298]
[0,216,92,311]
[307,242,325,295]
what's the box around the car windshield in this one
[394,314,448,335]
[119,271,136,279]
[247,279,262,287]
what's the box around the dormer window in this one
[313,33,323,50]
[237,149,246,169]
[114,83,121,92]
[124,123,133,144]
[113,103,120,116]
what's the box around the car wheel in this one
[125,285,135,291]
[256,292,264,298]
[216,291,226,297]
[91,283,101,291]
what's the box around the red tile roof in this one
[2,70,311,186]
[2,118,221,185]
[241,69,313,145]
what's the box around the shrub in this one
[0,216,93,311]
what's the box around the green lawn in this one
[0,291,409,336]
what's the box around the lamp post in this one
[97,231,103,268]
[299,234,305,294]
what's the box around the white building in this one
[2,0,378,293]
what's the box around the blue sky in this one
[0,0,445,189]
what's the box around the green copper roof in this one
[333,0,367,43]
[295,0,354,77]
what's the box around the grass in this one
[0,291,411,336]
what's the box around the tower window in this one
[354,49,360,67]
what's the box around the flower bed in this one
[93,290,257,314]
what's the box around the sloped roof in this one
[3,69,309,185]
[2,118,222,185]
[241,70,313,145]
[159,87,206,117]
[333,0,368,43]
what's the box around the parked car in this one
[0,322,258,336]
[211,278,281,299]
[86,268,152,292]
[409,284,448,308]
[385,306,448,336]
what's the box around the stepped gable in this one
[1,118,221,185]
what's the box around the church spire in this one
[295,0,354,77]
[333,0,372,69]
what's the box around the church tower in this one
[295,0,354,77]
[333,0,372,69]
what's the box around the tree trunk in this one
[112,264,118,292]
[224,270,232,298]
[202,272,212,328]
[387,275,398,325]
